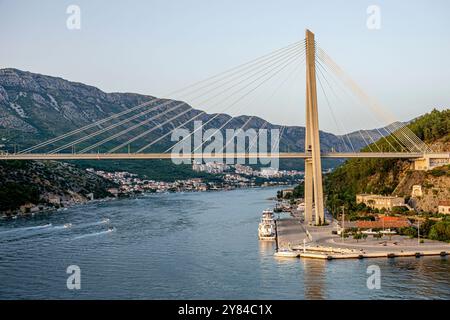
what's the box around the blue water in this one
[0,187,448,299]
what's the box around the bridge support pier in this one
[304,29,325,225]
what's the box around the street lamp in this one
[418,218,420,245]
[341,206,345,243]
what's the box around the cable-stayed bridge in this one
[0,152,428,160]
[1,30,447,224]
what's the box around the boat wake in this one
[0,223,53,235]
[72,228,115,240]
[52,223,73,230]
[74,218,110,229]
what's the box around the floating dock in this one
[297,250,448,260]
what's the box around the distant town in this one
[88,161,307,196]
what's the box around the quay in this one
[274,213,450,260]
[296,250,448,260]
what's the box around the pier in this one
[274,214,450,260]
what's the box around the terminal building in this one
[438,200,450,215]
[356,194,405,211]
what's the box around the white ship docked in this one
[258,209,276,240]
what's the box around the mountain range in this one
[0,68,392,155]
[0,68,390,152]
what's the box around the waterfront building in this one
[438,200,450,214]
[281,188,294,198]
[356,194,405,210]
[355,216,410,230]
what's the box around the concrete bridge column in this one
[304,29,325,225]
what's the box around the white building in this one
[411,185,423,197]
[260,167,280,178]
[438,200,450,214]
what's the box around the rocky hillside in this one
[0,160,117,216]
[325,109,449,214]
[393,158,450,213]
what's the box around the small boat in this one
[361,229,377,235]
[258,209,276,240]
[380,228,396,235]
[63,223,72,229]
[274,248,299,258]
[102,218,110,224]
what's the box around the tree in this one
[420,218,435,237]
[373,232,383,240]
[400,226,417,239]
[353,233,363,243]
[428,221,450,242]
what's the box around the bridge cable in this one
[315,54,395,152]
[315,60,359,152]
[246,53,306,154]
[315,53,402,152]
[143,48,305,154]
[315,62,355,152]
[192,51,307,154]
[112,47,305,154]
[222,56,306,156]
[52,45,304,153]
[316,47,416,152]
[20,40,304,154]
[317,46,431,153]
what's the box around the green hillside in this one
[325,109,450,216]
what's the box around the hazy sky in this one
[0,0,449,133]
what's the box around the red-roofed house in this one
[355,216,411,229]
[438,201,450,214]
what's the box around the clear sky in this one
[0,0,449,133]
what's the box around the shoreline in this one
[0,183,288,221]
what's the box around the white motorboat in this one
[274,248,299,258]
[258,209,276,240]
[63,223,72,229]
[380,228,397,235]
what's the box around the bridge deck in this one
[0,152,440,160]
